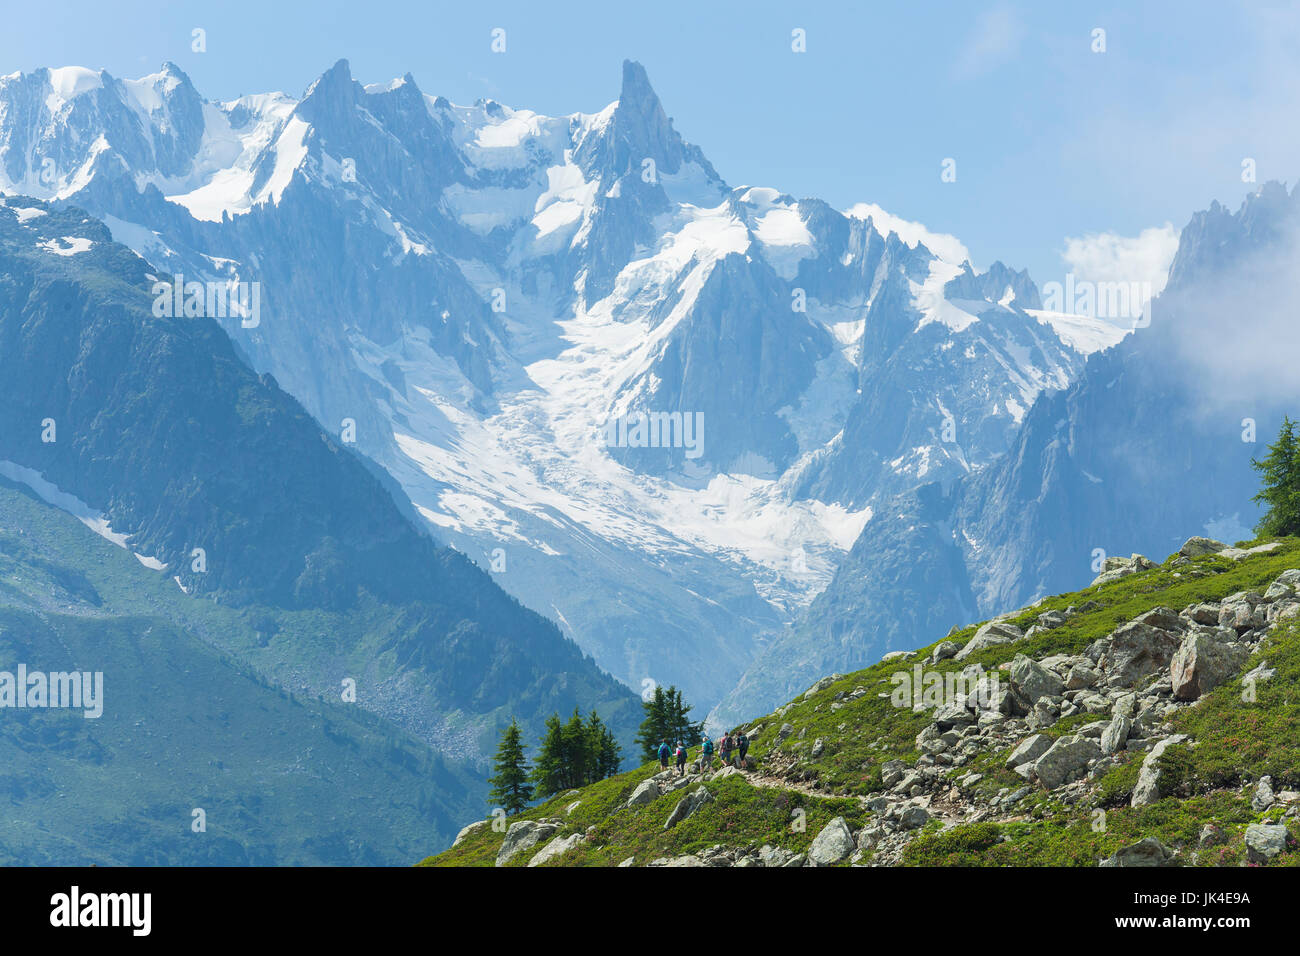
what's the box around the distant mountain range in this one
[0,60,1128,724]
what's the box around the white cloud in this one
[1060,224,1180,296]
[844,202,971,266]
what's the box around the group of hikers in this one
[656,731,749,777]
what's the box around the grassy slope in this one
[425,538,1300,866]
[0,477,481,864]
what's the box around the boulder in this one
[803,675,838,699]
[452,819,490,848]
[1178,536,1226,558]
[932,640,960,662]
[1133,606,1184,632]
[1065,662,1100,690]
[1100,837,1177,867]
[1103,622,1183,688]
[1130,735,1188,807]
[1252,775,1275,812]
[1244,823,1289,863]
[808,816,856,865]
[625,778,661,809]
[527,832,584,867]
[1005,733,1054,770]
[1032,736,1102,790]
[955,620,1025,661]
[1181,603,1222,626]
[496,820,561,866]
[898,806,930,830]
[934,701,975,729]
[1009,654,1064,705]
[1100,715,1132,755]
[663,787,713,829]
[1170,632,1249,700]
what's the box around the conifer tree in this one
[487,718,533,815]
[1252,416,1300,538]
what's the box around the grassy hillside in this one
[0,476,481,864]
[424,537,1300,867]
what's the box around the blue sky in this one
[3,0,1296,289]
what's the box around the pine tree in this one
[529,713,567,799]
[587,710,622,779]
[635,686,671,762]
[487,718,533,815]
[635,685,702,762]
[1252,416,1300,538]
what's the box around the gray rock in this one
[898,806,930,830]
[1100,714,1132,755]
[527,832,584,867]
[1032,735,1102,790]
[1252,775,1276,812]
[1130,735,1188,807]
[934,701,975,729]
[1009,654,1064,705]
[1100,837,1177,867]
[1198,824,1225,848]
[808,816,856,865]
[1179,536,1226,558]
[811,737,825,758]
[1005,733,1054,770]
[663,787,714,829]
[1244,823,1289,863]
[452,818,490,848]
[617,856,636,867]
[1065,662,1100,690]
[774,722,795,744]
[880,759,906,789]
[803,675,839,699]
[955,620,1025,661]
[932,640,960,662]
[1181,603,1222,626]
[1170,632,1249,700]
[496,819,561,867]
[1103,622,1183,688]
[625,777,661,808]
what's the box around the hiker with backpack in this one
[675,741,688,776]
[737,730,749,768]
[718,733,732,767]
[700,734,714,770]
[657,740,671,771]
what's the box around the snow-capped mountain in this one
[710,182,1300,728]
[0,59,1124,712]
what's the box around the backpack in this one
[738,733,748,748]
[703,740,713,754]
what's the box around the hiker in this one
[675,741,688,776]
[657,740,671,771]
[737,730,749,768]
[718,733,732,767]
[700,734,714,770]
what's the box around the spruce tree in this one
[529,713,567,799]
[487,718,533,815]
[635,685,670,762]
[1252,416,1300,538]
